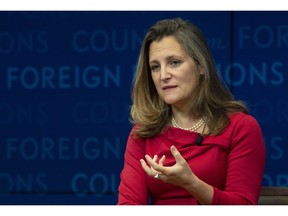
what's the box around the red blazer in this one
[118,112,266,205]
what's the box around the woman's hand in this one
[140,145,197,189]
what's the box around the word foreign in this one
[6,136,122,160]
[5,65,121,89]
[238,25,288,49]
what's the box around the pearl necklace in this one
[171,117,204,132]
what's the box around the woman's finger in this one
[145,154,166,173]
[170,145,185,164]
[140,159,154,176]
[159,155,166,166]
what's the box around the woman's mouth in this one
[162,85,177,91]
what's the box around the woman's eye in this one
[170,60,181,66]
[150,65,160,72]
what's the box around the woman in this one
[117,18,266,205]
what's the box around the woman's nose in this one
[160,67,171,80]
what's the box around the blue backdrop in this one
[0,11,287,204]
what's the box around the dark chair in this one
[258,187,288,205]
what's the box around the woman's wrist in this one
[183,176,213,204]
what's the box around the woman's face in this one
[149,36,202,109]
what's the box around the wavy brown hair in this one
[130,18,248,138]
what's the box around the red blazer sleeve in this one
[212,114,266,204]
[117,128,148,205]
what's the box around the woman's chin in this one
[163,99,177,105]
